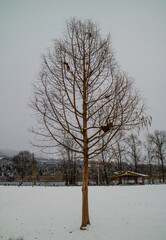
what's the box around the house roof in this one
[111,171,149,179]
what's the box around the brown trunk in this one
[161,158,165,183]
[80,159,90,229]
[80,53,90,229]
[80,110,90,229]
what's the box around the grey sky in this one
[0,0,166,152]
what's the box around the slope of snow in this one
[0,185,166,240]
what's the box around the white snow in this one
[0,185,166,240]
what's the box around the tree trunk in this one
[134,157,138,184]
[80,129,90,229]
[161,157,165,183]
[80,158,90,229]
[80,120,90,228]
[80,57,90,229]
[104,165,109,185]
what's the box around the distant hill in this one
[0,148,56,162]
[0,149,19,158]
[0,148,61,163]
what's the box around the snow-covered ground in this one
[0,185,166,240]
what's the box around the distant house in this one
[111,171,149,185]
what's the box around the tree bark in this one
[80,56,90,229]
[160,157,165,183]
[81,157,90,229]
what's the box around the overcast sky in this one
[0,0,166,153]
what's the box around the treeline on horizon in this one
[0,129,166,186]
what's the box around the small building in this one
[111,171,149,185]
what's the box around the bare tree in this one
[147,130,166,183]
[31,158,38,186]
[12,151,37,185]
[111,132,126,172]
[144,141,156,184]
[125,134,142,183]
[31,18,151,229]
[100,143,113,185]
[59,133,80,185]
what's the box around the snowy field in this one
[0,185,166,240]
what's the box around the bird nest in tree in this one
[100,122,113,133]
